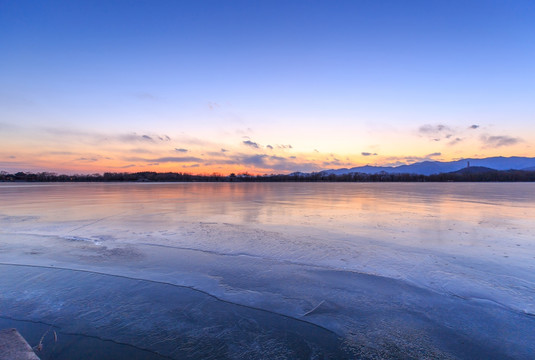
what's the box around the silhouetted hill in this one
[449,166,497,175]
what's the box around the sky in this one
[1,0,534,175]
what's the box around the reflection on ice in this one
[0,183,534,359]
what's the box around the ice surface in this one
[0,182,534,359]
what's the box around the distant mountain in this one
[320,157,535,176]
[522,166,535,171]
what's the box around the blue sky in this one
[1,0,534,173]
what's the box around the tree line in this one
[1,169,535,182]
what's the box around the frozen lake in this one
[0,182,534,359]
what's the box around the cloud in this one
[76,157,99,162]
[205,151,227,157]
[125,156,203,163]
[277,144,293,149]
[361,152,378,156]
[418,124,455,141]
[175,148,188,153]
[42,127,103,143]
[23,125,186,151]
[115,132,172,144]
[237,128,254,136]
[243,140,260,148]
[480,135,521,148]
[8,155,16,159]
[206,153,322,172]
[241,154,268,166]
[128,148,153,154]
[0,160,30,169]
[40,127,173,146]
[120,164,136,168]
[419,124,452,134]
[419,124,484,146]
[208,102,220,110]
[383,160,406,167]
[322,159,350,167]
[133,92,158,101]
[426,152,441,157]
[149,157,202,163]
[448,137,463,146]
[221,148,228,152]
[266,145,273,150]
[47,151,75,155]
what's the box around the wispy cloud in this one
[48,151,76,155]
[480,135,522,148]
[469,124,480,129]
[207,102,220,110]
[205,151,227,157]
[206,153,322,172]
[43,127,102,142]
[175,148,188,153]
[133,92,158,101]
[426,152,441,157]
[117,133,172,143]
[448,137,463,146]
[0,160,29,168]
[128,148,153,154]
[42,128,173,145]
[419,124,452,134]
[76,157,99,162]
[361,152,377,156]
[418,124,455,142]
[125,156,203,163]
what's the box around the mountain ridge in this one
[320,156,535,176]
